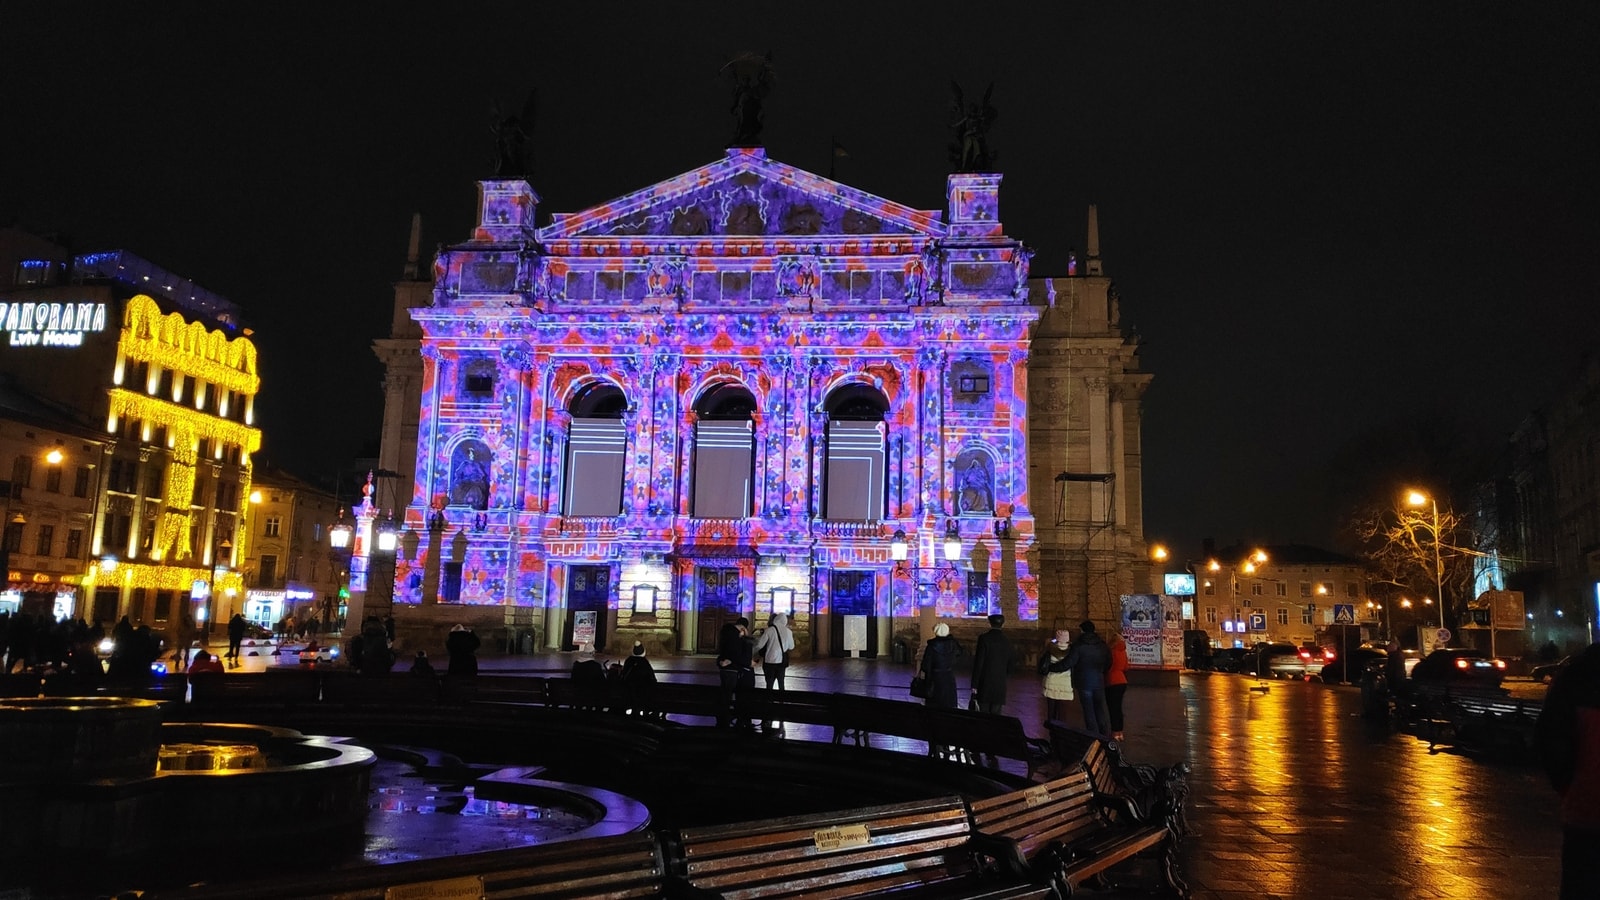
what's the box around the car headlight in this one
[98,638,116,654]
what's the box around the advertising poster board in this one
[1120,594,1184,670]
[573,610,597,650]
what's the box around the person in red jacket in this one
[1106,630,1130,742]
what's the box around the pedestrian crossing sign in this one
[1333,604,1355,624]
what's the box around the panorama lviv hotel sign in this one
[0,301,109,347]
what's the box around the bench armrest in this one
[969,832,1030,878]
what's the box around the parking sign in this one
[1249,612,1267,631]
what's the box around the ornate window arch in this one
[821,382,889,521]
[563,380,629,517]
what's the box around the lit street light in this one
[1406,489,1445,631]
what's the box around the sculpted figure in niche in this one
[451,444,492,511]
[957,455,994,514]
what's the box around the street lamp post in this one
[328,511,352,632]
[1406,490,1445,636]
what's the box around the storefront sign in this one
[0,301,109,347]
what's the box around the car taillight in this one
[1455,658,1471,670]
[1323,650,1335,661]
[1299,651,1311,660]
[1492,659,1506,669]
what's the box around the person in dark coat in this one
[1536,642,1600,900]
[621,641,658,715]
[225,614,247,659]
[919,623,961,709]
[970,614,1017,714]
[1046,620,1113,737]
[715,620,755,728]
[409,651,436,678]
[445,624,480,676]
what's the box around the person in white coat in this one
[752,612,796,732]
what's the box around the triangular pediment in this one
[537,148,947,242]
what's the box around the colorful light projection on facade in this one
[401,147,1040,652]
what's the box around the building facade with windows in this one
[1193,543,1376,649]
[0,230,261,638]
[238,467,345,634]
[377,149,1151,657]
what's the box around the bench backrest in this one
[969,771,1106,859]
[189,671,320,706]
[671,795,973,900]
[926,707,1031,758]
[830,692,934,745]
[320,672,440,706]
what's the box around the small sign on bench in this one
[385,874,483,900]
[1023,786,1052,808]
[812,823,871,852]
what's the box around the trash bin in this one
[892,639,908,664]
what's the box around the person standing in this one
[752,612,795,732]
[919,623,960,709]
[1045,620,1112,737]
[445,624,480,676]
[715,620,755,728]
[621,641,658,715]
[1039,629,1075,722]
[971,614,1017,714]
[1106,629,1130,742]
[1536,642,1600,900]
[225,613,247,661]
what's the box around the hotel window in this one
[1205,607,1217,624]
[1276,582,1287,597]
[35,524,54,557]
[1302,605,1316,625]
[1346,582,1360,598]
[1277,607,1289,626]
[66,529,83,559]
[45,465,62,493]
[13,456,32,488]
[1299,582,1311,598]
[1251,582,1263,596]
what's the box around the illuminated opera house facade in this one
[377,148,1152,658]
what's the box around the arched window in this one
[823,384,889,521]
[692,385,756,518]
[564,383,628,516]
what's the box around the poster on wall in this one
[1120,594,1183,670]
[573,610,597,650]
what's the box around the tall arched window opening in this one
[823,384,889,521]
[563,383,628,516]
[692,385,756,519]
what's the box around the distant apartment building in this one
[1192,542,1375,648]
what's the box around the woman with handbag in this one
[753,613,795,732]
[918,623,960,708]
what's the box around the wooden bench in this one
[970,769,1188,898]
[439,673,548,706]
[40,673,189,707]
[1427,688,1541,756]
[147,829,667,899]
[188,670,320,711]
[1048,721,1192,840]
[665,795,980,899]
[830,692,935,749]
[320,671,440,707]
[925,707,1050,777]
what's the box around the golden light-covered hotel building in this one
[1,230,260,636]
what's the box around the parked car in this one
[1409,647,1506,688]
[1530,655,1571,685]
[1210,647,1251,674]
[1249,642,1301,677]
[1319,646,1388,684]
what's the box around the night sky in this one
[4,3,1596,554]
